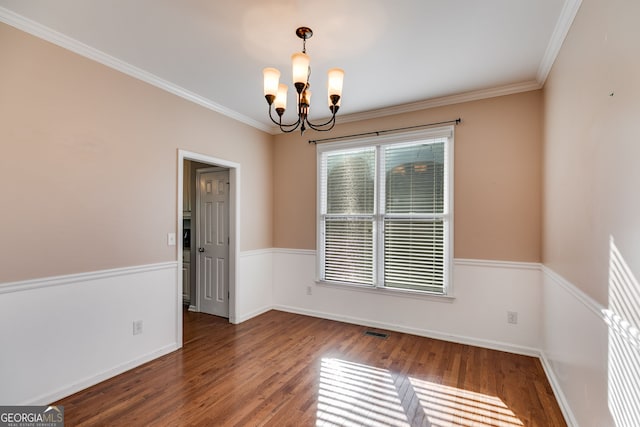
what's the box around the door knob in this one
[198,247,205,253]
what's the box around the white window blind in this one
[322,148,375,285]
[318,127,453,295]
[383,142,445,292]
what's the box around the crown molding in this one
[269,80,542,134]
[0,7,273,134]
[536,0,583,84]
[1,1,580,136]
[331,80,542,126]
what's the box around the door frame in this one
[194,167,230,317]
[177,150,240,347]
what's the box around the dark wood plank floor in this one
[55,309,566,426]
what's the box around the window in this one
[317,127,453,295]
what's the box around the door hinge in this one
[228,237,230,245]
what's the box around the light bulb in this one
[327,68,344,98]
[263,68,280,98]
[292,52,310,90]
[274,83,288,110]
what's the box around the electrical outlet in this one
[133,320,143,335]
[507,311,518,325]
[306,286,313,295]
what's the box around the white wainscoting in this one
[272,249,542,356]
[540,267,629,427]
[0,262,179,405]
[2,249,626,426]
[235,249,273,323]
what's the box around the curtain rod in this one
[308,118,461,145]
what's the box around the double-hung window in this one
[317,126,453,295]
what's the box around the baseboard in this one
[26,343,179,406]
[188,305,197,312]
[273,304,540,357]
[539,350,579,427]
[233,305,272,324]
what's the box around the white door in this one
[196,170,230,318]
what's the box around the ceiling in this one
[0,0,580,133]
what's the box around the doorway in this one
[177,150,239,347]
[195,168,230,318]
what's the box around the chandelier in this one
[262,27,344,134]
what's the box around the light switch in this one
[167,232,176,246]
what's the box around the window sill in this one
[315,280,455,303]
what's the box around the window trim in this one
[316,126,454,297]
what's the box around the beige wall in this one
[274,90,543,262]
[0,23,274,283]
[0,19,550,283]
[543,0,640,305]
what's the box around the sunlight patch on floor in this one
[317,358,410,427]
[410,378,523,427]
[316,358,524,427]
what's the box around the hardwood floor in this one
[55,309,566,426]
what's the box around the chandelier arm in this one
[267,108,282,126]
[268,105,302,130]
[305,118,337,132]
[278,122,303,133]
[304,112,338,130]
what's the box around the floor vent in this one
[364,330,389,339]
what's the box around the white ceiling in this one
[0,0,580,133]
